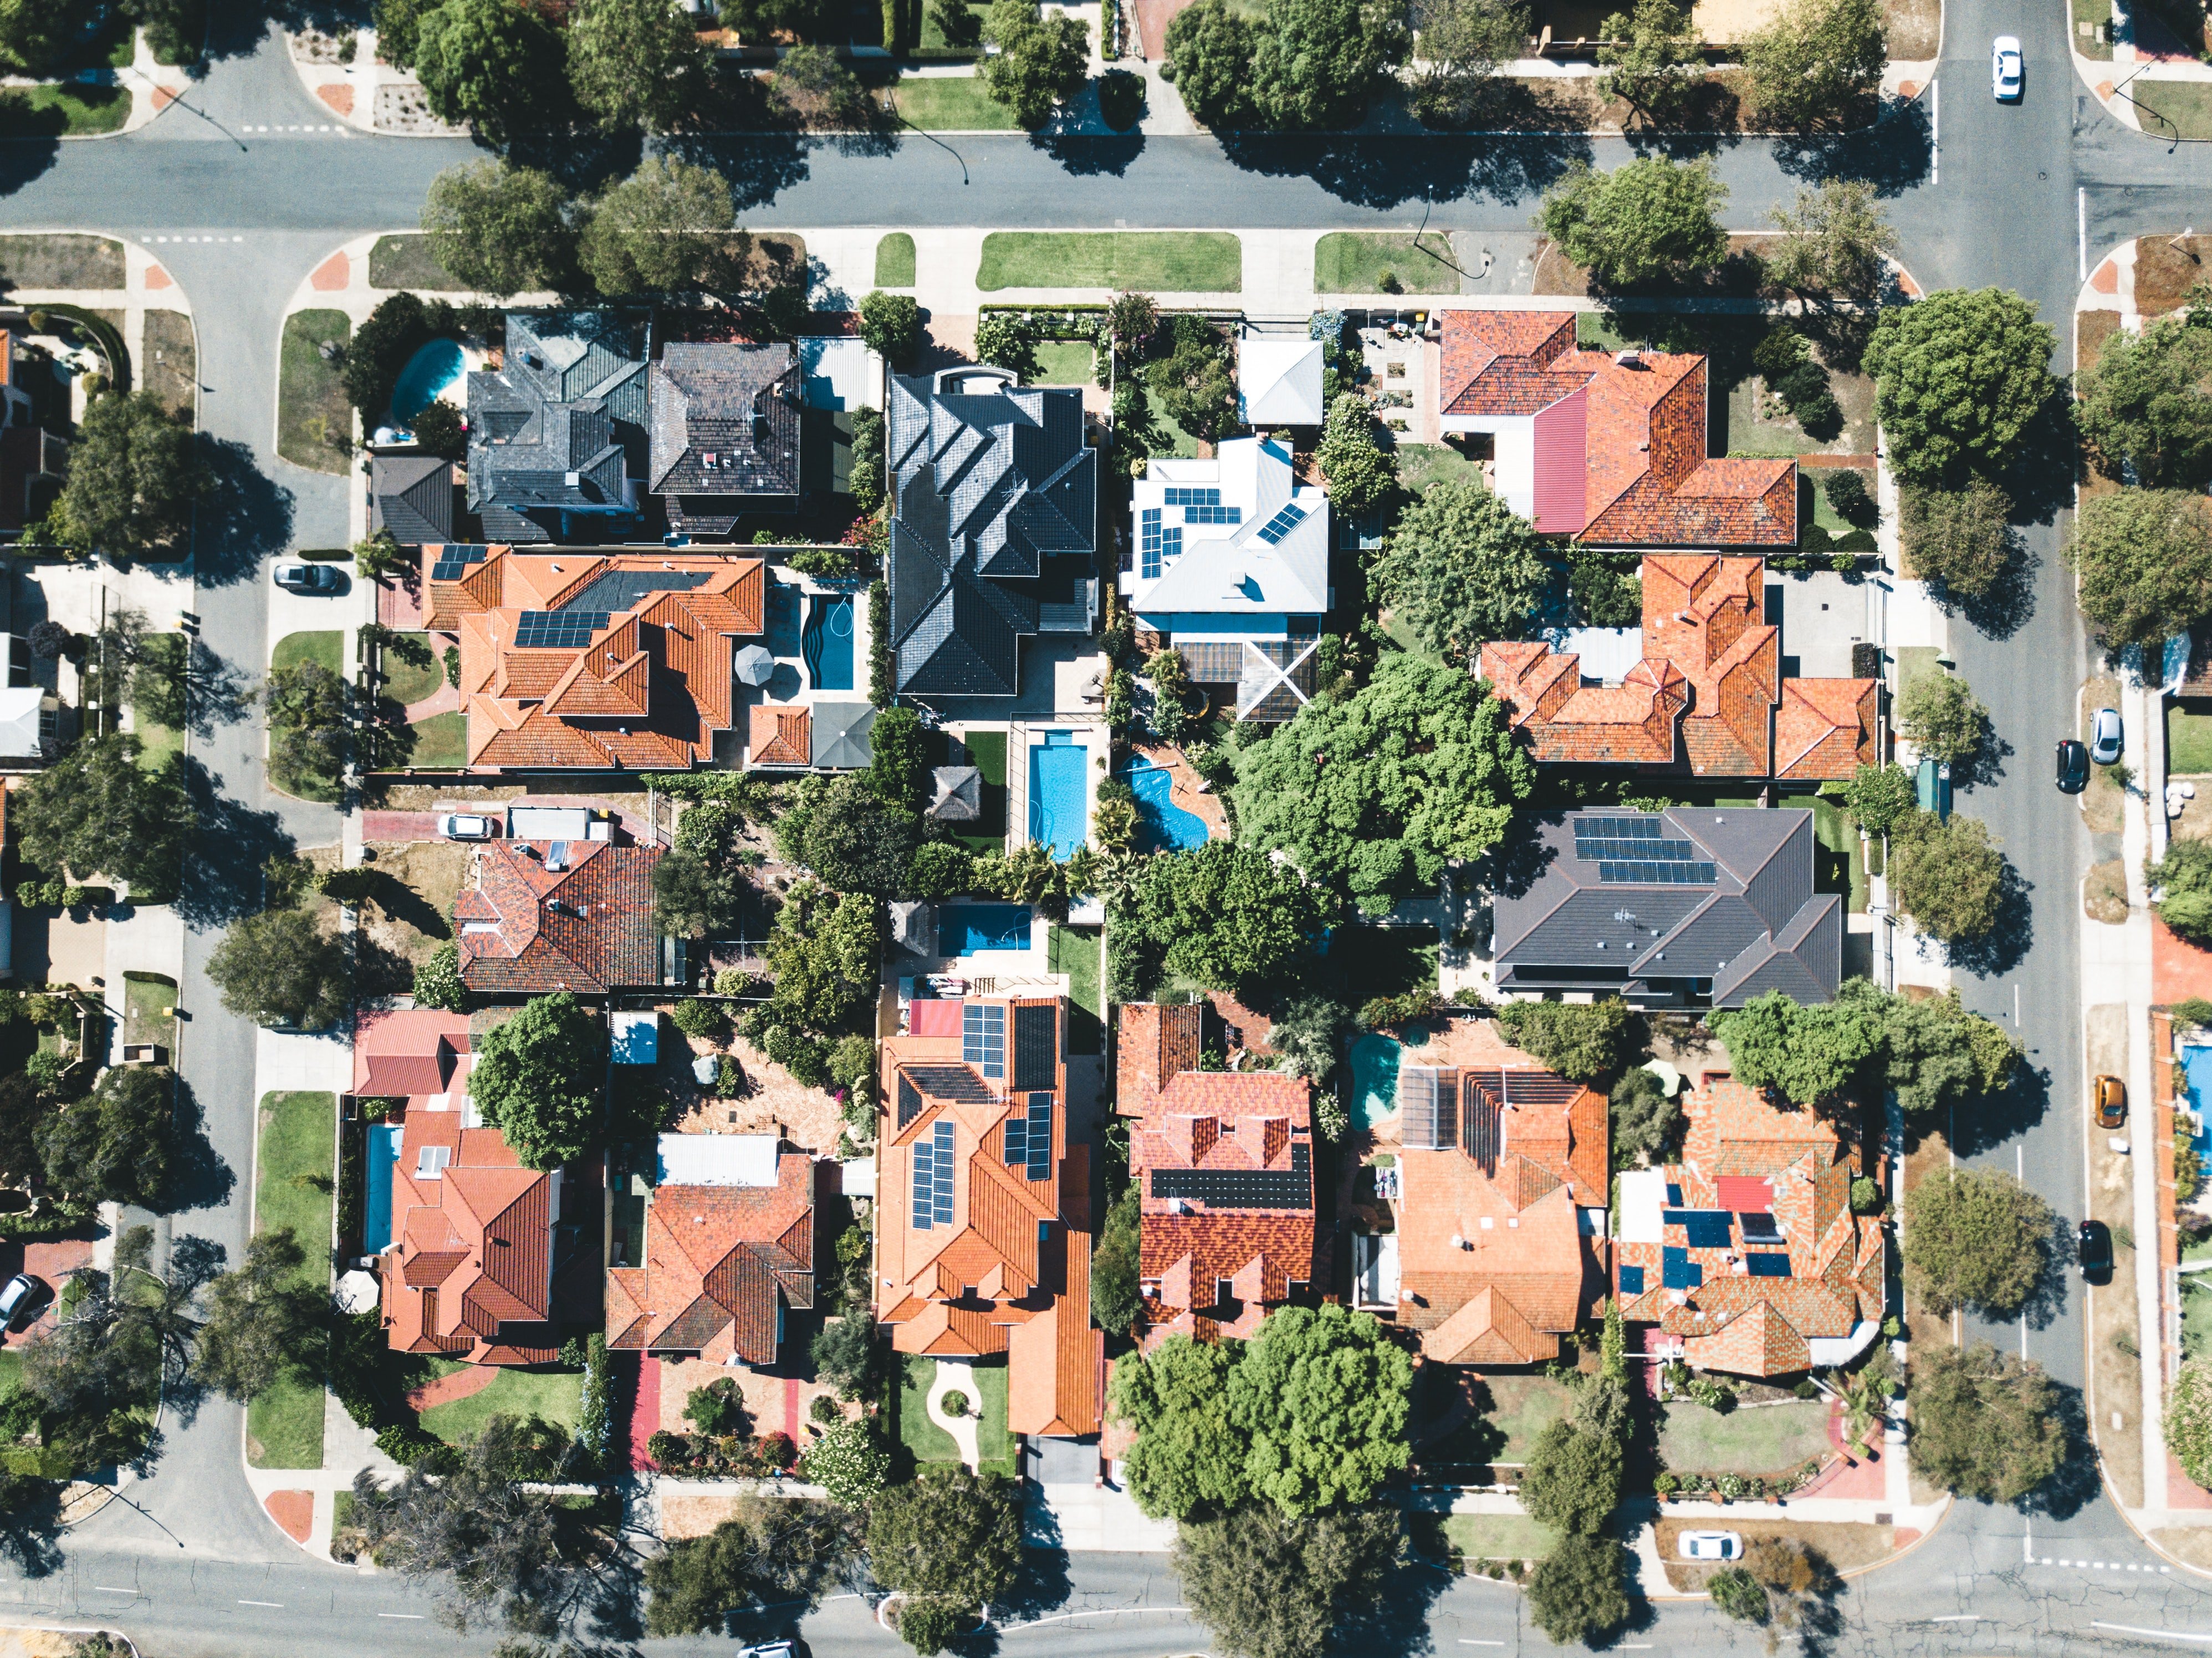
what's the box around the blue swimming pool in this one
[938,902,1034,956]
[1348,1033,1402,1131]
[363,1123,403,1254]
[388,338,465,426]
[2183,1043,2212,1153]
[1029,731,1089,860]
[1124,757,1208,853]
[803,594,854,691]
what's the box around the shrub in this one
[670,998,730,1043]
[1824,466,1873,525]
[800,1418,891,1508]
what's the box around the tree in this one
[978,0,1088,126]
[1269,996,1351,1089]
[2067,487,2212,647]
[1371,480,1547,658]
[2155,837,2212,943]
[1112,1333,1256,1519]
[411,0,564,143]
[644,1497,856,1634]
[1708,1564,1770,1624]
[207,907,353,1030]
[866,1465,1024,1637]
[1907,1342,2068,1503]
[1314,394,1396,517]
[1899,478,2014,596]
[762,881,883,1033]
[1835,978,2019,1125]
[1765,178,1898,302]
[1609,1068,1680,1166]
[576,156,735,297]
[422,161,574,300]
[1887,809,2005,942]
[1709,987,1883,1106]
[1864,287,2057,487]
[567,0,708,131]
[0,1074,45,1188]
[1902,1166,2052,1317]
[810,1315,885,1400]
[1518,1420,1621,1536]
[1596,0,1698,121]
[1740,0,1883,128]
[798,1420,891,1510]
[1164,0,1256,127]
[1092,1185,1142,1336]
[264,660,349,788]
[0,0,101,74]
[1842,762,1917,836]
[33,1065,174,1209]
[653,848,742,940]
[1146,320,1239,442]
[50,390,208,561]
[19,1236,207,1472]
[1495,998,1629,1082]
[867,706,929,813]
[778,42,874,126]
[1249,0,1406,129]
[859,292,923,371]
[1171,1504,1404,1658]
[191,1229,328,1402]
[1234,652,1534,916]
[1409,0,1528,127]
[11,732,190,896]
[781,773,920,897]
[472,993,607,1170]
[414,941,467,1012]
[2077,314,2212,488]
[1116,841,1337,998]
[2169,1359,2212,1491]
[1896,671,1988,764]
[1526,1535,1631,1646]
[1539,156,1729,290]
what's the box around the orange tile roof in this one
[455,839,662,994]
[749,704,811,768]
[353,1008,472,1101]
[1775,678,1878,781]
[1115,1002,1204,1116]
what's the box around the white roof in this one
[508,805,593,839]
[335,1270,382,1314]
[1238,339,1326,427]
[1555,626,1645,683]
[0,688,41,759]
[800,336,873,412]
[1618,1167,1668,1244]
[1127,437,1329,618]
[657,1132,780,1188]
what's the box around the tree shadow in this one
[1334,1552,1450,1656]
[1946,535,2040,643]
[997,1543,1075,1624]
[184,641,256,735]
[1214,134,1588,211]
[1998,386,2081,528]
[2015,1207,2076,1335]
[1949,1058,2051,1159]
[193,437,295,589]
[1027,132,1146,177]
[176,758,297,931]
[1940,859,2034,980]
[1479,813,1560,902]
[152,1077,237,1218]
[1772,94,1932,196]
[2018,1380,2101,1521]
[0,135,63,201]
[664,135,817,215]
[0,1475,65,1577]
[1950,726,2015,793]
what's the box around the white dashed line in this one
[2092,1625,2212,1646]
[1931,1615,1979,1623]
[91,1587,135,1595]
[375,1614,425,1620]
[237,1600,283,1608]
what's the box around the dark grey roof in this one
[370,455,453,545]
[812,701,876,768]
[467,310,647,544]
[886,370,1096,698]
[929,764,981,820]
[647,343,801,533]
[1492,808,1838,1008]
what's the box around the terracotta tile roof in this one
[1774,678,1878,781]
[353,1008,472,1101]
[456,839,662,994]
[749,704,812,768]
[1115,1002,1203,1116]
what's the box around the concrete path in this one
[923,1358,982,1471]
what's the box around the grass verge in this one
[368,234,469,292]
[2132,79,2212,140]
[142,309,196,421]
[978,231,1242,293]
[0,85,129,139]
[278,309,354,476]
[875,232,917,287]
[247,1090,335,1471]
[122,971,176,1053]
[1313,232,1460,295]
[0,234,124,290]
[893,74,1021,131]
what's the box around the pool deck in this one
[1127,739,1229,843]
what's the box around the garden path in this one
[926,1358,982,1471]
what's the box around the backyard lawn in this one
[2172,707,2212,776]
[247,1091,335,1471]
[1443,1512,1556,1564]
[1396,442,1484,497]
[876,232,917,287]
[1810,795,1870,914]
[1313,232,1460,295]
[406,711,467,771]
[953,728,1008,854]
[1657,1399,1832,1475]
[892,74,1020,132]
[278,310,354,476]
[1030,340,1095,389]
[368,234,468,292]
[420,1364,584,1444]
[978,232,1242,294]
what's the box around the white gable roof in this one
[1127,437,1329,617]
[1238,340,1326,427]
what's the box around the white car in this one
[1678,1530,1743,1561]
[2090,706,2123,766]
[0,1273,43,1332]
[1993,35,2023,100]
[437,813,497,841]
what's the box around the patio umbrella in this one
[734,644,775,687]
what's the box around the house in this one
[1614,1075,1884,1377]
[0,426,64,538]
[0,686,57,766]
[1392,1036,1610,1365]
[876,994,1102,1438]
[1238,338,1327,428]
[1437,310,1795,547]
[1491,807,1842,1007]
[1479,554,1877,779]
[467,311,649,544]
[370,455,455,546]
[353,1008,471,1105]
[379,1099,560,1366]
[1117,1003,1319,1343]
[1123,437,1329,724]
[423,543,768,769]
[605,1134,815,1366]
[455,839,666,996]
[647,341,802,535]
[886,368,1097,699]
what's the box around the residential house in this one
[1237,338,1326,428]
[647,341,803,535]
[455,838,667,996]
[876,994,1102,1438]
[1123,436,1329,724]
[370,455,455,546]
[467,311,649,544]
[1614,1075,1884,1377]
[353,1007,471,1106]
[1437,310,1795,546]
[605,1134,816,1366]
[886,368,1097,700]
[423,544,768,769]
[1117,1003,1319,1343]
[1491,807,1842,1007]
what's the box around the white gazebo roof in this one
[1238,339,1326,427]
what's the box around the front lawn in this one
[122,972,176,1053]
[2172,706,2212,776]
[420,1365,584,1444]
[1657,1399,1832,1475]
[1314,233,1460,296]
[379,632,445,707]
[978,232,1242,294]
[876,232,917,287]
[897,1354,1010,1472]
[1030,340,1095,388]
[277,309,354,476]
[1443,1512,1556,1565]
[248,1091,335,1471]
[1479,1374,1575,1463]
[405,711,467,771]
[892,74,1021,132]
[0,85,130,139]
[368,234,469,293]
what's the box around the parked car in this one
[2057,738,2090,794]
[0,1273,44,1332]
[2091,707,2123,766]
[1678,1531,1742,1561]
[2096,1074,2127,1130]
[1992,35,2024,99]
[2079,1218,2114,1280]
[734,1645,793,1658]
[437,813,497,841]
[273,561,342,594]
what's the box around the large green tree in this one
[1863,287,2057,487]
[0,0,100,74]
[1112,1331,1249,1519]
[2169,1359,2212,1492]
[1740,0,1884,128]
[1596,0,1699,121]
[1314,394,1396,517]
[411,0,565,144]
[422,161,574,300]
[51,391,209,562]
[1765,178,1899,303]
[11,732,190,896]
[471,992,608,1170]
[576,156,736,297]
[1526,1535,1631,1646]
[979,0,1089,126]
[2154,835,2212,943]
[1371,479,1549,659]
[206,907,354,1030]
[1887,809,2005,942]
[2067,486,2212,648]
[1171,1504,1405,1658]
[1539,155,1729,289]
[1835,979,2020,1125]
[1091,1186,1142,1336]
[1164,0,1256,127]
[1896,671,1988,764]
[779,773,920,897]
[1496,998,1629,1083]
[1902,1166,2052,1318]
[644,1498,856,1635]
[2077,313,2212,488]
[1115,841,1337,998]
[34,1068,175,1209]
[1146,319,1239,442]
[1898,478,2013,597]
[866,1465,1024,1648]
[567,0,709,131]
[1249,0,1406,129]
[1233,652,1534,916]
[1709,987,1883,1106]
[191,1229,329,1402]
[1409,0,1529,127]
[762,881,885,1033]
[1518,1418,1622,1536]
[1908,1342,2068,1503]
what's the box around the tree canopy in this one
[1091,1186,1143,1337]
[1371,479,1549,659]
[1596,0,1699,120]
[1709,987,1883,1106]
[1887,809,2006,942]
[1495,998,1630,1082]
[471,993,608,1170]
[34,1065,175,1210]
[1518,1417,1622,1536]
[1113,841,1337,998]
[1525,1535,1631,1646]
[866,1465,1024,1637]
[1171,1504,1405,1658]
[2169,1359,2212,1493]
[1609,1069,1681,1166]
[1146,319,1240,443]
[1841,762,1918,836]
[0,0,100,74]
[1539,155,1729,289]
[1765,178,1898,303]
[643,1497,856,1635]
[566,0,709,131]
[1908,1341,2068,1503]
[206,906,354,1030]
[1164,0,1258,126]
[191,1229,329,1402]
[1899,478,2014,598]
[2077,313,2212,488]
[761,881,883,1034]
[1409,0,1528,126]
[1902,1166,2052,1318]
[1864,287,2057,487]
[1234,652,1534,916]
[1248,0,1406,129]
[979,0,1089,125]
[11,732,190,896]
[1315,393,1396,517]
[410,0,564,143]
[1896,670,1989,764]
[779,773,921,897]
[2067,486,2212,648]
[576,156,735,297]
[1740,0,1884,128]
[422,161,574,300]
[2154,836,2212,944]
[50,390,209,561]
[1835,978,2020,1124]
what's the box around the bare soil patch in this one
[1654,1517,1903,1592]
[2087,859,2131,925]
[1882,0,1940,57]
[2083,676,2126,834]
[355,840,466,993]
[2136,236,2212,319]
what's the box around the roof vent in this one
[564,471,580,486]
[1615,350,1643,368]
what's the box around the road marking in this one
[2093,1625,2212,1645]
[376,1614,425,1620]
[1932,1615,1978,1622]
[237,1600,283,1608]
[91,1588,135,1595]
[1931,79,1939,185]
[2079,187,2089,284]
[1458,1642,1505,1647]
[998,1608,1191,1631]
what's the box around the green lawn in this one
[1048,924,1101,1021]
[0,84,129,138]
[248,1091,335,1471]
[2133,79,2212,140]
[367,234,470,293]
[1396,442,1484,496]
[919,0,990,49]
[978,232,1242,294]
[379,633,445,707]
[2185,1276,2212,1359]
[1314,232,1460,296]
[1810,794,1869,915]
[273,631,341,677]
[278,309,354,475]
[2173,707,2212,775]
[122,972,176,1053]
[1657,1400,1832,1475]
[954,728,1009,855]
[1030,339,1095,388]
[1480,1374,1575,1463]
[0,234,125,290]
[893,74,1021,131]
[1444,1512,1557,1564]
[2075,0,2113,54]
[406,711,467,771]
[876,232,917,287]
[420,1365,583,1444]
[898,1354,1009,1469]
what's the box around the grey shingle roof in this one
[370,455,453,545]
[466,310,648,544]
[647,343,801,535]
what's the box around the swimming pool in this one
[1123,756,1208,853]
[938,902,1034,956]
[1348,1033,1402,1131]
[803,594,854,691]
[388,338,465,426]
[1029,731,1089,860]
[362,1123,403,1254]
[2183,1043,2212,1154]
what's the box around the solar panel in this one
[1183,505,1240,525]
[898,1075,924,1129]
[1577,836,1700,861]
[1163,488,1220,507]
[1666,1210,1736,1248]
[1745,1252,1792,1278]
[1597,860,1717,885]
[1666,1182,1683,1206]
[1025,1093,1052,1181]
[1618,1264,1645,1294]
[906,1064,995,1104]
[430,544,490,581]
[962,1004,1005,1079]
[1740,1211,1782,1241]
[514,610,610,649]
[1141,508,1163,580]
[1013,1003,1056,1090]
[1576,815,1664,841]
[1661,1246,1703,1289]
[912,1125,937,1230]
[1161,526,1182,565]
[1254,503,1307,545]
[931,1119,955,1225]
[1150,1144,1310,1208]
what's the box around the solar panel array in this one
[1184,504,1239,524]
[1140,508,1164,580]
[430,544,491,581]
[1002,1092,1054,1181]
[1745,1252,1792,1278]
[1574,815,1717,886]
[1667,1209,1736,1248]
[1618,1264,1646,1294]
[1740,1211,1782,1241]
[1661,1245,1704,1289]
[1254,502,1307,545]
[906,1064,995,1104]
[1150,1143,1310,1208]
[962,1003,1005,1079]
[1597,859,1718,885]
[897,1074,924,1129]
[1013,1003,1057,1090]
[1163,487,1220,507]
[912,1119,957,1230]
[514,610,611,650]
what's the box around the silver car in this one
[0,1273,43,1332]
[2090,707,2123,766]
[273,561,343,594]
[437,813,497,841]
[1992,35,2023,100]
